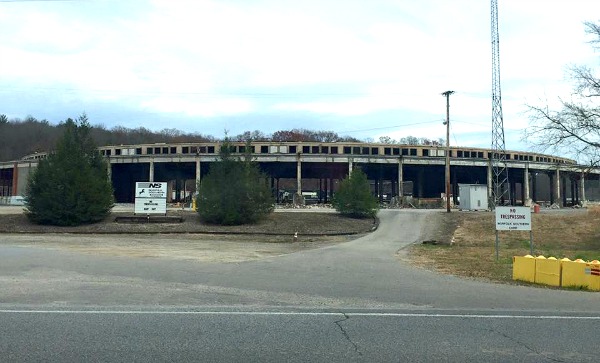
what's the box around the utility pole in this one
[442,90,454,213]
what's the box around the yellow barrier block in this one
[561,259,589,289]
[513,255,535,283]
[586,260,600,292]
[535,256,561,287]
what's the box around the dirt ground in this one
[0,207,376,262]
[0,209,376,236]
[0,233,361,263]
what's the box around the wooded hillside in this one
[0,114,442,162]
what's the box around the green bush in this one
[25,115,114,226]
[196,141,274,225]
[332,169,379,218]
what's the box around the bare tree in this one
[526,22,600,165]
[234,130,269,142]
[400,136,419,145]
[270,129,345,142]
[378,136,396,144]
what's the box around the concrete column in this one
[166,181,173,203]
[510,180,517,205]
[348,160,353,175]
[549,173,555,205]
[532,172,537,202]
[523,164,530,205]
[581,173,586,202]
[11,162,18,196]
[195,159,201,186]
[329,178,334,201]
[175,177,181,202]
[451,168,458,205]
[149,160,155,182]
[561,175,567,207]
[554,168,560,206]
[571,178,577,205]
[417,167,424,198]
[319,179,323,203]
[398,158,404,197]
[296,159,302,195]
[106,161,112,183]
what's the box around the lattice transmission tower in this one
[491,0,510,207]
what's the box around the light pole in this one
[442,90,454,213]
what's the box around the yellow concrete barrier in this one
[561,259,588,289]
[512,255,535,283]
[513,255,600,291]
[535,256,561,287]
[586,260,600,292]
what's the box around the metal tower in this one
[491,0,510,207]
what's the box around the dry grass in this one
[409,206,600,283]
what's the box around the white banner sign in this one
[135,182,167,199]
[495,206,531,231]
[135,182,167,214]
[134,198,167,214]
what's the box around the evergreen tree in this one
[196,140,274,225]
[25,115,114,226]
[332,169,379,218]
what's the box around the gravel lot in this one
[0,206,377,262]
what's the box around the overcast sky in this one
[1,0,599,154]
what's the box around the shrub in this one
[332,169,379,218]
[196,141,274,225]
[25,115,114,226]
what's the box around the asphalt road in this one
[1,209,599,362]
[1,309,598,362]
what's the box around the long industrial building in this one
[1,141,599,207]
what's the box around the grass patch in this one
[409,206,600,283]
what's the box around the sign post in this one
[495,206,533,260]
[135,182,167,215]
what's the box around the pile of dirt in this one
[0,210,377,236]
[418,211,463,245]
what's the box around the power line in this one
[0,0,83,2]
[0,86,443,98]
[339,120,442,134]
[450,124,460,146]
[452,120,488,127]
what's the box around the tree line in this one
[0,115,215,162]
[0,114,443,162]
